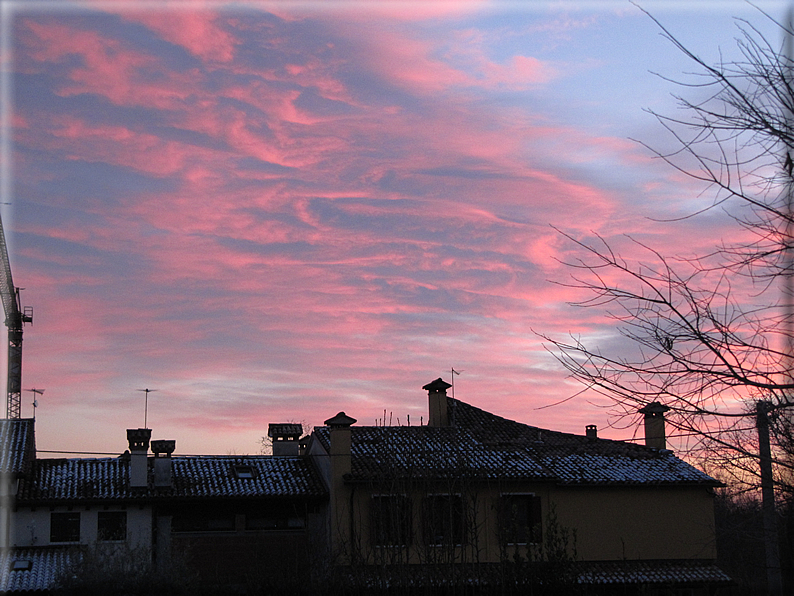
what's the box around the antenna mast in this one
[26,388,44,420]
[450,367,462,399]
[137,388,157,429]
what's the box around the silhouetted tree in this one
[541,10,794,594]
[543,7,794,493]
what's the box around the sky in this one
[2,0,790,456]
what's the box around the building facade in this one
[0,379,731,594]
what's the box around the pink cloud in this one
[21,115,197,176]
[19,19,199,109]
[123,11,238,62]
[265,1,489,24]
[13,5,729,458]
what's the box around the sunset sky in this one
[3,0,789,456]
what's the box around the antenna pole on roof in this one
[137,388,157,429]
[450,367,462,399]
[26,388,43,420]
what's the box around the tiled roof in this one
[314,398,716,486]
[452,399,715,485]
[17,456,326,502]
[171,456,326,498]
[0,419,35,477]
[337,560,731,589]
[315,425,553,481]
[0,547,76,593]
[575,560,732,585]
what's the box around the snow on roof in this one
[313,397,716,486]
[17,456,326,503]
[576,560,732,585]
[0,547,76,593]
[0,418,35,477]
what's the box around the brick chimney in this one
[423,378,452,426]
[151,439,175,487]
[639,402,670,450]
[268,423,302,456]
[127,428,151,488]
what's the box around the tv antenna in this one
[450,368,462,399]
[137,388,157,429]
[26,388,43,419]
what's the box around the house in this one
[0,418,35,548]
[0,378,731,594]
[3,426,327,593]
[306,378,731,593]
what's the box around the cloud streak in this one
[6,2,776,456]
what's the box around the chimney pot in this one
[151,439,175,487]
[127,428,152,488]
[423,378,452,426]
[268,423,303,456]
[639,402,670,449]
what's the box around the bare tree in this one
[544,7,794,490]
[541,12,794,593]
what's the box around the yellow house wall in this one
[550,486,716,560]
[344,482,716,564]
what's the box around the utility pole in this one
[757,400,783,595]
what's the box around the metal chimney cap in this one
[422,378,452,392]
[324,412,357,428]
[639,402,670,415]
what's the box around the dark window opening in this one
[172,509,235,533]
[50,512,80,543]
[172,503,306,533]
[499,494,542,545]
[245,515,305,531]
[424,494,465,546]
[371,495,411,546]
[98,511,127,541]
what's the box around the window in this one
[246,515,305,531]
[371,495,411,546]
[50,512,80,543]
[233,465,257,479]
[10,560,31,572]
[245,503,306,531]
[172,505,235,533]
[98,511,127,541]
[424,494,465,546]
[173,514,235,532]
[499,494,542,545]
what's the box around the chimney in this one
[268,423,302,456]
[585,424,597,439]
[127,428,151,488]
[324,412,356,560]
[151,439,175,487]
[324,412,356,476]
[423,378,452,426]
[639,402,670,450]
